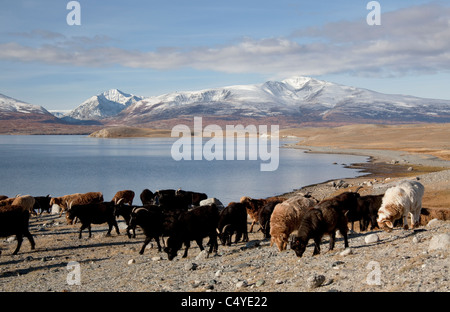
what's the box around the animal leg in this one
[182,241,191,258]
[24,231,35,250]
[249,221,255,233]
[329,232,336,251]
[139,237,152,254]
[154,237,162,252]
[12,234,23,255]
[312,237,321,255]
[402,215,409,230]
[78,224,88,239]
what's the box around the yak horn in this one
[355,186,363,193]
[116,198,124,205]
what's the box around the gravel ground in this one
[1,148,449,294]
[0,212,448,293]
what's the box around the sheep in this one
[0,205,35,255]
[12,195,36,215]
[269,195,318,252]
[240,196,283,233]
[377,180,425,232]
[290,191,360,257]
[112,190,135,206]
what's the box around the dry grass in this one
[280,123,450,161]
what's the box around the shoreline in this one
[278,143,450,212]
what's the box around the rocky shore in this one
[0,147,449,294]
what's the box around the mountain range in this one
[1,76,450,133]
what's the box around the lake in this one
[0,135,368,205]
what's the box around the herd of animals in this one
[0,180,426,261]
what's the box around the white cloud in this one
[1,3,450,78]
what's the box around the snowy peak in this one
[0,93,51,115]
[65,89,144,120]
[119,76,450,124]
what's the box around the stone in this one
[427,218,442,228]
[256,279,265,287]
[307,274,326,289]
[340,248,353,256]
[151,256,162,261]
[215,270,222,277]
[428,234,450,251]
[185,262,198,271]
[365,233,380,244]
[195,250,208,260]
[236,280,247,289]
[127,259,136,265]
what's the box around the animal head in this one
[164,237,183,261]
[290,237,307,258]
[270,233,288,252]
[377,203,402,232]
[217,224,232,246]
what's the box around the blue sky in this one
[1,0,450,110]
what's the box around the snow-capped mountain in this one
[0,93,52,115]
[64,89,144,120]
[117,76,450,124]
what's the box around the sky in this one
[1,0,450,110]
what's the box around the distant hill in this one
[63,89,144,121]
[114,76,450,126]
[2,76,450,134]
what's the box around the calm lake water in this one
[0,135,368,205]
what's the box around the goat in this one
[164,204,219,260]
[140,189,155,206]
[290,192,359,257]
[356,194,384,231]
[217,202,248,246]
[112,190,135,206]
[269,195,318,252]
[66,201,120,239]
[128,206,164,254]
[114,203,144,238]
[33,195,52,215]
[258,199,283,239]
[377,180,425,232]
[11,195,36,215]
[0,205,35,255]
[175,189,208,207]
[240,196,283,232]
